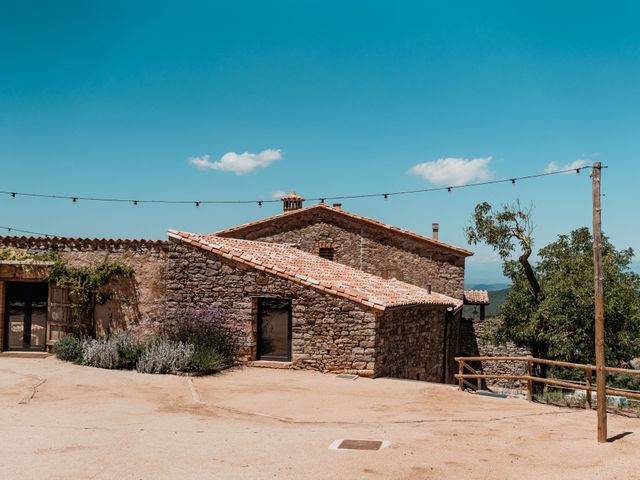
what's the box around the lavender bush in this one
[136,340,194,374]
[80,332,145,369]
[160,306,242,372]
[53,307,240,375]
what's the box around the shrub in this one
[82,337,120,369]
[114,332,146,369]
[160,306,242,369]
[53,335,83,362]
[136,340,194,374]
[80,332,145,369]
[187,345,225,374]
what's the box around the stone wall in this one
[166,242,381,376]
[0,237,169,335]
[458,316,531,388]
[221,211,466,300]
[376,306,447,382]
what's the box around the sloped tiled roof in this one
[0,235,166,247]
[463,290,490,305]
[168,230,462,311]
[215,204,473,257]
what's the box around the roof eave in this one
[168,230,460,313]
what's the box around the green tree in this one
[467,202,640,388]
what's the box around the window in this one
[316,241,335,261]
[318,247,335,261]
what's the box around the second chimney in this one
[332,203,342,211]
[432,223,440,241]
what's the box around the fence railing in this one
[454,356,640,406]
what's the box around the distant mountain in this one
[485,288,510,317]
[465,282,511,291]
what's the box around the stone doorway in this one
[3,282,48,352]
[257,298,292,361]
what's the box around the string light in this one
[0,226,53,237]
[0,166,598,208]
[0,165,603,239]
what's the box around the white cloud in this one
[544,159,590,174]
[270,190,287,199]
[409,157,493,186]
[468,252,501,265]
[188,149,283,175]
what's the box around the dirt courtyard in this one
[1,357,639,480]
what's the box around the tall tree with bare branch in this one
[466,201,541,297]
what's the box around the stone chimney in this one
[432,223,439,241]
[281,191,304,212]
[332,203,342,211]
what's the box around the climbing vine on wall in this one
[0,247,58,262]
[46,259,134,328]
[1,247,135,331]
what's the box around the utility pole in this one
[592,161,607,443]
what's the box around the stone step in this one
[0,351,52,359]
[249,360,292,369]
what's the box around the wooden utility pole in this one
[592,161,607,443]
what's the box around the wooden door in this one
[47,285,74,348]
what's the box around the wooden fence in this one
[454,356,640,406]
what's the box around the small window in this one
[318,247,335,261]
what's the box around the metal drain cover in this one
[329,439,390,451]
[335,374,359,380]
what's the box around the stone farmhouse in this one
[0,192,489,383]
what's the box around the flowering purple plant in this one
[160,306,243,366]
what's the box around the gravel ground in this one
[1,356,639,480]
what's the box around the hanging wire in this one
[0,226,54,237]
[0,166,593,207]
[0,165,599,238]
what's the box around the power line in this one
[0,225,54,237]
[0,166,592,207]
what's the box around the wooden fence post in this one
[527,359,533,401]
[458,360,464,391]
[586,368,593,409]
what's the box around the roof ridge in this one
[214,204,473,256]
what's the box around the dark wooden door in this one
[257,299,292,361]
[3,282,48,351]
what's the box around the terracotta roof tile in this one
[214,204,473,257]
[463,290,490,305]
[168,230,462,311]
[0,235,165,247]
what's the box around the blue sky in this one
[1,1,639,284]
